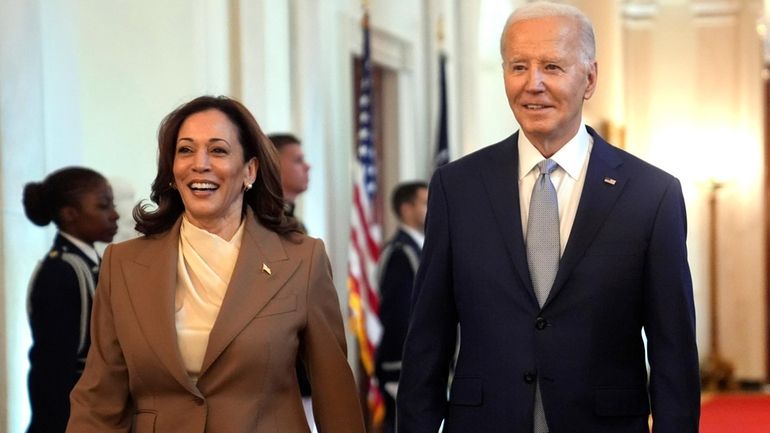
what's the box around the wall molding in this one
[622,2,659,21]
[346,15,413,72]
[691,1,740,18]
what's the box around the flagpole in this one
[434,13,449,169]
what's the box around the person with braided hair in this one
[23,166,119,433]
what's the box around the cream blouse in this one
[175,216,244,383]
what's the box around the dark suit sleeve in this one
[397,169,458,433]
[67,245,133,433]
[375,246,415,387]
[642,178,700,432]
[28,259,82,432]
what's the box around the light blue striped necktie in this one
[526,158,559,433]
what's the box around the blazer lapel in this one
[199,214,300,377]
[479,133,538,305]
[544,128,627,307]
[121,218,202,396]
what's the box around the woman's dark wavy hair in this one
[133,95,299,237]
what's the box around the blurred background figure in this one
[269,133,310,233]
[375,181,428,433]
[106,177,138,244]
[22,167,119,433]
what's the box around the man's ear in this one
[583,61,598,100]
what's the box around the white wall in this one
[74,0,236,208]
[1,2,47,429]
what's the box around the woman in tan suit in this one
[66,96,366,433]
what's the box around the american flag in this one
[347,10,385,426]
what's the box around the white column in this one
[0,1,46,431]
[573,0,624,140]
[621,1,659,157]
[692,0,766,381]
[234,0,293,131]
[456,0,482,155]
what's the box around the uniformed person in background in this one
[22,166,119,433]
[375,181,428,433]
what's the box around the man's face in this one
[401,187,428,232]
[501,16,597,151]
[278,143,310,201]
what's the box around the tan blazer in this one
[66,213,366,433]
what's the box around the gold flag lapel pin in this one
[262,263,272,275]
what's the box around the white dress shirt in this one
[518,125,593,254]
[60,231,100,265]
[400,224,425,249]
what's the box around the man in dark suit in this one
[375,181,428,433]
[397,2,700,433]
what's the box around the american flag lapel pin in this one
[262,263,272,275]
[603,177,617,186]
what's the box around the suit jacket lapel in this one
[479,133,538,305]
[199,214,300,377]
[545,128,627,307]
[121,218,202,396]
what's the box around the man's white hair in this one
[499,1,596,68]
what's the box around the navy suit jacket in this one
[397,128,700,433]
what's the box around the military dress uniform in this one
[27,233,99,433]
[376,228,422,433]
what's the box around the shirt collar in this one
[59,231,100,264]
[400,224,425,249]
[518,123,591,180]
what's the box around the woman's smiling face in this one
[172,109,257,237]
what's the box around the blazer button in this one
[194,396,205,406]
[523,372,537,384]
[535,317,548,330]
